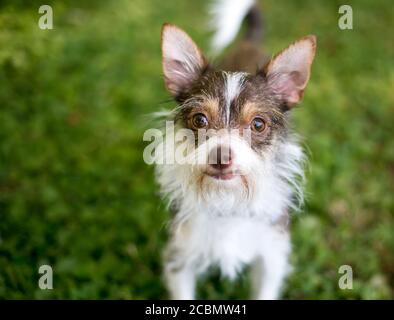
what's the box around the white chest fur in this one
[167,213,290,279]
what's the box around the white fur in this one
[165,214,291,300]
[224,72,246,124]
[210,0,255,54]
[155,122,305,299]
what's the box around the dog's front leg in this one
[164,261,196,300]
[251,241,291,300]
[164,237,197,299]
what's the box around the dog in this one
[155,0,316,299]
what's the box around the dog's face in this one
[159,24,315,213]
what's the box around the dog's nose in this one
[209,145,233,170]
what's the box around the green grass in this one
[0,0,393,299]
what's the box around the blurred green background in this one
[0,0,393,299]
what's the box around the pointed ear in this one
[264,35,316,108]
[161,23,207,97]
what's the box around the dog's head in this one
[158,24,316,216]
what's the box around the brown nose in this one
[209,145,233,170]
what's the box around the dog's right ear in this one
[161,23,207,98]
[264,35,316,108]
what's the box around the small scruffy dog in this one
[155,0,316,299]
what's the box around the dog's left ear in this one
[161,23,207,98]
[264,35,316,108]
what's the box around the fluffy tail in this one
[210,0,263,54]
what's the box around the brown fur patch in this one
[219,41,268,73]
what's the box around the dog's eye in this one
[192,113,208,129]
[251,117,266,132]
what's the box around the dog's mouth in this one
[199,167,252,198]
[205,171,235,180]
[204,168,244,181]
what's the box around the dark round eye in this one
[192,113,208,129]
[251,117,266,132]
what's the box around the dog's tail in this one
[210,0,263,54]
